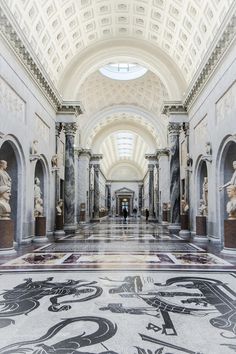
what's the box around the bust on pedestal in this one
[34,177,47,243]
[54,199,65,240]
[0,160,15,254]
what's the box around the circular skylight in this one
[99,63,148,80]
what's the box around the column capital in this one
[64,122,77,136]
[145,154,157,164]
[55,122,64,137]
[156,148,169,157]
[90,154,103,164]
[76,148,92,158]
[168,122,181,135]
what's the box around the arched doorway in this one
[0,140,23,243]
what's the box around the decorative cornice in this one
[145,154,157,161]
[184,10,236,109]
[0,5,61,109]
[57,102,84,115]
[162,101,187,116]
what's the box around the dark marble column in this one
[148,164,155,218]
[168,122,181,225]
[106,183,111,215]
[138,183,143,214]
[93,164,100,219]
[64,122,77,231]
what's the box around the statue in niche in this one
[0,160,12,190]
[226,185,236,220]
[199,199,207,216]
[0,185,11,219]
[219,161,236,191]
[202,177,208,211]
[56,200,63,216]
[34,177,43,217]
[31,140,39,155]
[51,154,59,169]
[162,202,168,211]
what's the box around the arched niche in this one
[199,160,208,208]
[0,139,24,243]
[217,137,236,242]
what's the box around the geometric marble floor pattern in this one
[0,218,236,353]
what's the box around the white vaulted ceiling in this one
[79,70,169,115]
[4,0,234,87]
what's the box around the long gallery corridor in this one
[0,217,235,354]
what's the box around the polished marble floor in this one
[0,217,236,354]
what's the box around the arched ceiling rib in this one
[5,0,234,89]
[80,70,169,115]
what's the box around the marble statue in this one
[181,197,189,214]
[34,177,43,217]
[31,140,39,155]
[202,177,208,210]
[51,154,58,168]
[199,199,207,216]
[56,200,63,216]
[0,185,11,219]
[0,160,12,189]
[226,185,236,220]
[219,161,236,191]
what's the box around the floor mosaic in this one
[0,270,235,354]
[2,252,232,270]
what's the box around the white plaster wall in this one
[159,154,170,207]
[0,38,57,242]
[188,39,236,241]
[77,154,90,220]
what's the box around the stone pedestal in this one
[222,220,236,253]
[54,215,65,240]
[34,216,48,243]
[162,210,168,222]
[195,216,208,242]
[0,219,16,254]
[179,214,190,240]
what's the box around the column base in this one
[179,230,191,240]
[33,236,48,243]
[168,224,181,233]
[64,223,77,232]
[221,247,236,255]
[194,235,209,243]
[0,247,16,255]
[54,230,66,240]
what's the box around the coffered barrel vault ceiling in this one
[2,0,235,178]
[4,0,234,87]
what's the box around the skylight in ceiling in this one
[115,132,134,158]
[99,63,148,80]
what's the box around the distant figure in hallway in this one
[133,207,137,218]
[145,208,149,222]
[219,161,236,191]
[0,160,12,190]
[123,207,128,221]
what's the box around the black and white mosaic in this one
[0,271,235,353]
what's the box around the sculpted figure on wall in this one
[0,185,11,219]
[219,161,236,191]
[56,199,63,216]
[226,185,236,220]
[34,177,43,217]
[202,177,208,213]
[199,199,207,216]
[0,160,12,190]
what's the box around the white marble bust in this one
[0,185,11,220]
[219,161,236,191]
[226,185,236,220]
[0,160,12,189]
